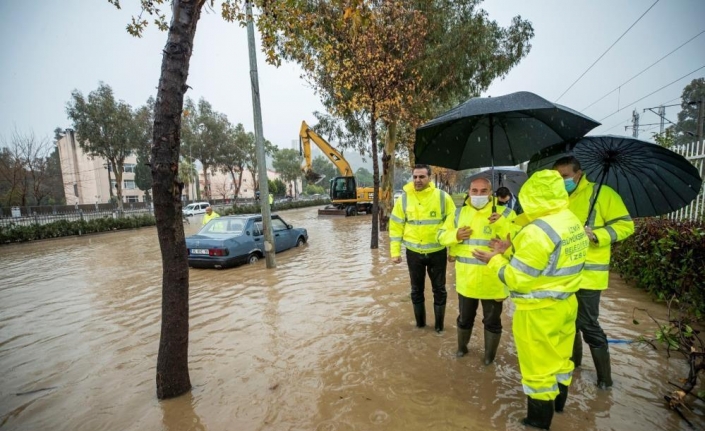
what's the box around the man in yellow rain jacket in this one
[554,156,634,389]
[474,170,589,430]
[390,164,456,332]
[202,206,220,226]
[438,177,515,364]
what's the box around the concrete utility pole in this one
[246,1,276,269]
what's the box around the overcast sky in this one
[1,0,703,158]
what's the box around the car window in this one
[253,222,263,236]
[272,218,288,231]
[202,220,230,233]
[184,204,195,210]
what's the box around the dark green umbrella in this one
[528,135,703,218]
[414,91,600,170]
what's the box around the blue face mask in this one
[564,178,577,193]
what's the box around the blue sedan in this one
[186,214,308,269]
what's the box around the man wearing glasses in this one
[389,164,456,333]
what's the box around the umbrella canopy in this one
[527,135,703,217]
[466,166,528,196]
[414,91,600,170]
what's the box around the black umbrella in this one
[414,91,600,171]
[527,135,703,218]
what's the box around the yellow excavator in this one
[299,121,375,216]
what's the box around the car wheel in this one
[247,253,260,264]
[296,237,305,247]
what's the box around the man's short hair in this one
[553,156,582,172]
[413,164,431,176]
[496,186,511,198]
[469,177,492,189]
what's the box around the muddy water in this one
[0,206,702,431]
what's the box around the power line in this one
[598,64,705,122]
[599,96,682,133]
[582,29,705,111]
[555,0,660,102]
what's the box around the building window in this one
[123,163,136,173]
[126,196,139,203]
[73,184,79,197]
[123,180,136,190]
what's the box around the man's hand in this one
[456,226,472,241]
[448,255,456,263]
[392,256,402,264]
[585,226,597,243]
[488,212,501,224]
[490,233,512,254]
[472,249,498,264]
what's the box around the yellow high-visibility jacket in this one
[488,170,589,311]
[568,176,634,290]
[389,182,455,258]
[438,200,515,299]
[202,211,220,226]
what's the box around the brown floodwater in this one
[0,206,702,431]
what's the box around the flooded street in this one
[1,206,702,431]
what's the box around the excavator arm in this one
[299,121,354,182]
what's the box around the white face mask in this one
[470,195,490,209]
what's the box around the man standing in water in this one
[202,206,220,226]
[438,178,515,364]
[474,170,589,429]
[389,164,456,333]
[553,156,634,389]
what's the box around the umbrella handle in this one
[585,167,609,227]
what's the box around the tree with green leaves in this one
[672,78,705,147]
[311,154,338,186]
[182,98,232,201]
[272,148,303,197]
[134,98,155,203]
[355,167,374,187]
[216,123,251,199]
[66,82,144,212]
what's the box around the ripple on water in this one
[368,409,390,425]
[314,420,355,431]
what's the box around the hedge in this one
[611,218,705,319]
[0,214,156,244]
[221,198,331,215]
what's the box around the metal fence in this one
[0,205,154,228]
[669,140,705,222]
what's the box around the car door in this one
[251,219,264,252]
[271,217,294,252]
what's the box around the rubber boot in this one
[590,346,613,389]
[412,303,426,328]
[571,331,583,368]
[554,383,568,413]
[456,327,472,357]
[483,330,501,365]
[434,304,446,333]
[521,396,554,430]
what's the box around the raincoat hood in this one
[518,170,569,222]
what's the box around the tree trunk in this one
[379,120,397,232]
[113,158,125,212]
[201,163,210,200]
[151,0,203,400]
[370,105,379,249]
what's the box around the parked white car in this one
[183,202,211,217]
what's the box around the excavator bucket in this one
[304,169,322,183]
[317,207,347,216]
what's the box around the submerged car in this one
[186,214,308,269]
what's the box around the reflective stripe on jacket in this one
[568,177,634,290]
[389,182,455,257]
[438,201,515,299]
[488,170,589,311]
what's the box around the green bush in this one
[0,214,156,245]
[221,198,330,215]
[612,218,705,319]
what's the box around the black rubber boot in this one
[483,330,501,365]
[521,397,554,430]
[434,304,446,333]
[456,327,472,357]
[590,346,613,389]
[571,331,583,368]
[554,383,568,413]
[413,303,426,328]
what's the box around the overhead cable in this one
[582,29,705,111]
[555,0,660,102]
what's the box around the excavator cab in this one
[330,176,357,201]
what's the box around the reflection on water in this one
[0,207,702,430]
